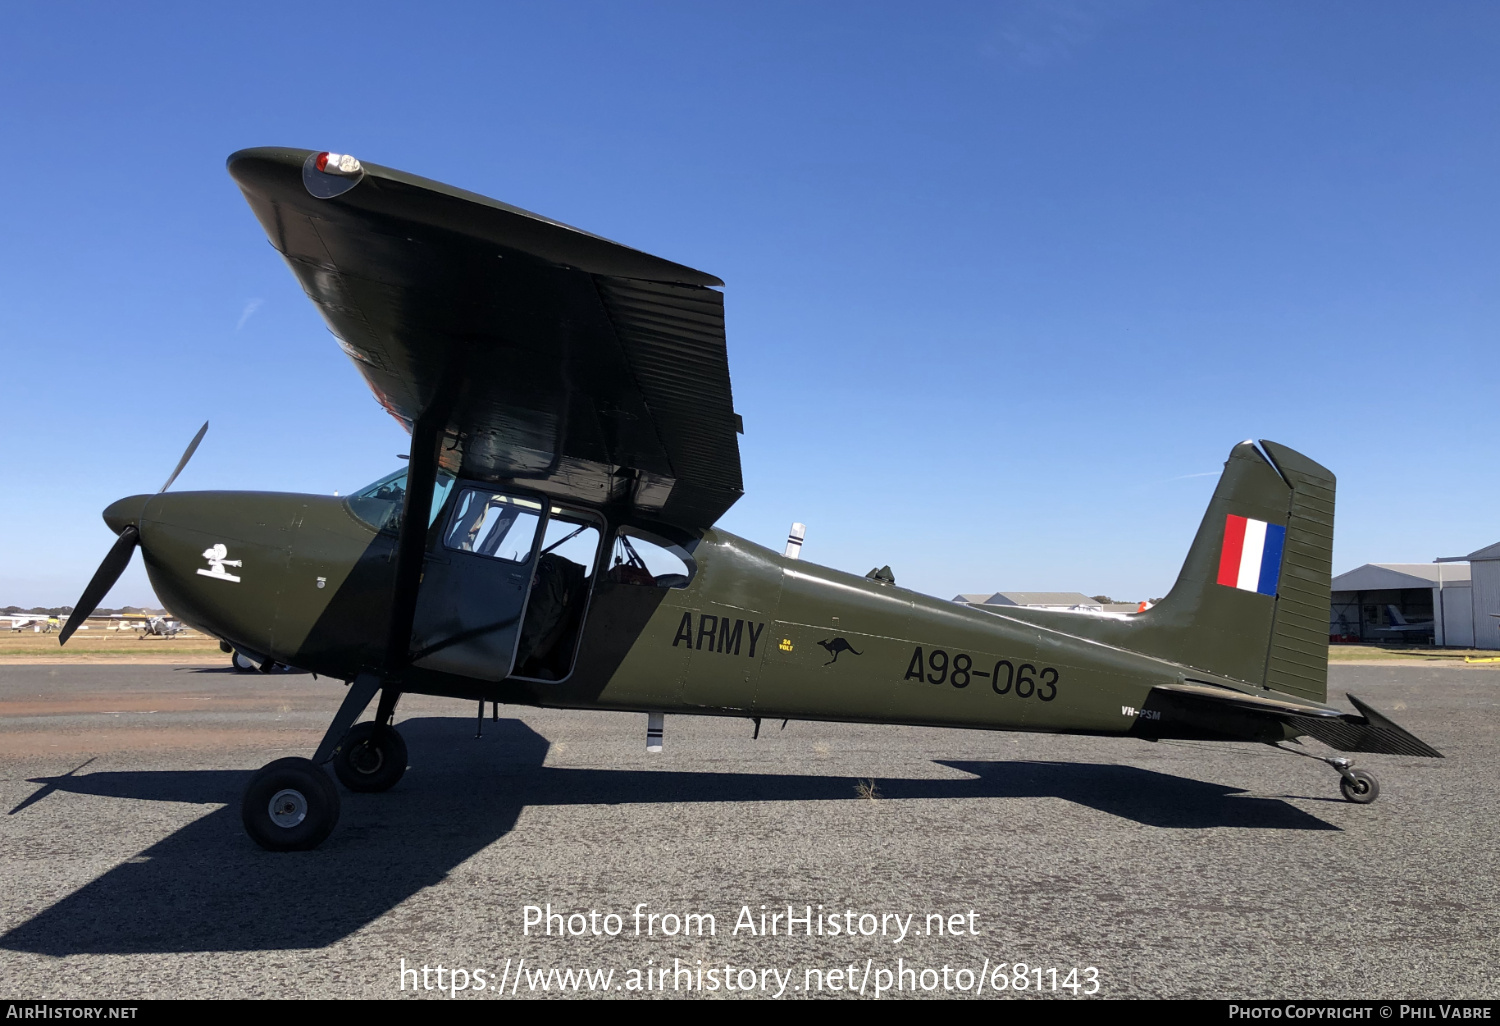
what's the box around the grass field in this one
[0,629,224,663]
[1329,644,1500,664]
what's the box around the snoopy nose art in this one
[197,544,243,583]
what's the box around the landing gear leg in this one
[240,672,382,851]
[374,686,401,726]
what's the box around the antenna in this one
[784,522,806,560]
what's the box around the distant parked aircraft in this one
[6,615,60,633]
[1374,605,1435,642]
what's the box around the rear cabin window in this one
[605,530,694,588]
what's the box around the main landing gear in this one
[241,757,341,851]
[1272,743,1380,805]
[333,721,408,793]
[240,674,405,851]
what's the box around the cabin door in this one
[410,486,544,681]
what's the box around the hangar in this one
[1331,543,1500,648]
[1436,541,1500,649]
[1329,564,1459,644]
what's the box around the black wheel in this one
[232,650,256,673]
[241,757,341,850]
[333,722,408,793]
[1340,769,1379,804]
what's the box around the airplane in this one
[140,615,186,638]
[7,615,60,633]
[1373,605,1435,643]
[58,147,1442,851]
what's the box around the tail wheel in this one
[333,721,409,793]
[241,757,340,851]
[1340,769,1380,805]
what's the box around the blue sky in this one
[2,1,1496,608]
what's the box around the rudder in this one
[1257,441,1335,702]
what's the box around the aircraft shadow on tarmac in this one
[1,717,1335,955]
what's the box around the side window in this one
[539,510,602,577]
[443,490,543,563]
[605,530,695,588]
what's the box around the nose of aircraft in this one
[103,494,152,535]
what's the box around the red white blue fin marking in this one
[1217,514,1286,596]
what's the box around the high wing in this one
[227,147,742,533]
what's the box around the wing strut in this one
[385,376,463,675]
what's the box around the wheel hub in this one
[349,742,384,775]
[268,788,308,827]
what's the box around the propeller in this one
[58,422,208,646]
[159,420,209,493]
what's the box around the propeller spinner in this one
[58,422,208,645]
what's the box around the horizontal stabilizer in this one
[1155,680,1342,718]
[1137,685,1443,757]
[1286,694,1444,758]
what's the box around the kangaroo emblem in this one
[818,637,862,665]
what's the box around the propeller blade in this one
[159,421,209,493]
[58,526,140,646]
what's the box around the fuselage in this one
[113,486,1222,738]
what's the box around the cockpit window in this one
[345,469,455,534]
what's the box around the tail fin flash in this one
[1138,440,1334,702]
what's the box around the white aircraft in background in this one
[6,615,61,633]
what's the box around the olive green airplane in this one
[60,147,1441,851]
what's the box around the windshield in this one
[345,469,456,533]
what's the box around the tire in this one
[232,650,256,673]
[1340,769,1379,805]
[333,722,409,793]
[241,757,341,850]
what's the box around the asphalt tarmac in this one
[0,662,1494,1000]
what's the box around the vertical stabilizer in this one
[992,440,1335,703]
[1132,438,1335,702]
